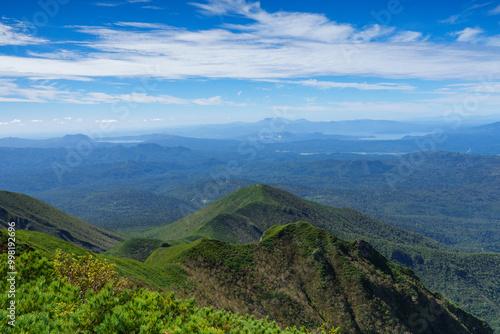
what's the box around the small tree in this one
[53,249,129,302]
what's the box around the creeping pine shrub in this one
[0,249,341,333]
[53,249,129,302]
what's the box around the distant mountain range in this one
[152,118,451,139]
[1,118,499,156]
[0,134,96,149]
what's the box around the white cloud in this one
[0,22,47,45]
[84,92,188,104]
[193,96,224,105]
[486,35,500,46]
[27,75,94,82]
[142,6,163,9]
[31,120,43,123]
[353,25,395,42]
[26,50,84,60]
[0,79,190,104]
[114,22,170,29]
[453,27,484,42]
[95,119,119,123]
[390,31,424,43]
[192,95,248,106]
[94,0,151,6]
[489,4,500,15]
[191,0,260,16]
[94,2,120,7]
[441,14,460,24]
[441,2,493,24]
[1,34,498,82]
[193,0,397,43]
[0,80,76,103]
[287,79,415,91]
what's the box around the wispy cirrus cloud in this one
[450,27,500,46]
[84,92,188,104]
[94,0,151,6]
[441,1,494,24]
[453,27,484,42]
[284,79,415,91]
[95,119,119,123]
[192,96,224,106]
[0,22,47,45]
[441,14,461,24]
[114,22,170,29]
[192,95,248,106]
[0,79,250,107]
[489,4,500,15]
[94,2,121,7]
[390,31,425,43]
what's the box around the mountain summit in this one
[147,184,443,249]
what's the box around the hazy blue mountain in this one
[0,134,98,148]
[157,118,445,139]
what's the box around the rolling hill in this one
[104,238,171,262]
[145,184,447,250]
[0,190,123,253]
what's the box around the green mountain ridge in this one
[145,184,446,250]
[0,190,123,253]
[146,222,492,333]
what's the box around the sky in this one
[1,0,500,136]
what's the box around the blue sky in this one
[1,0,500,136]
